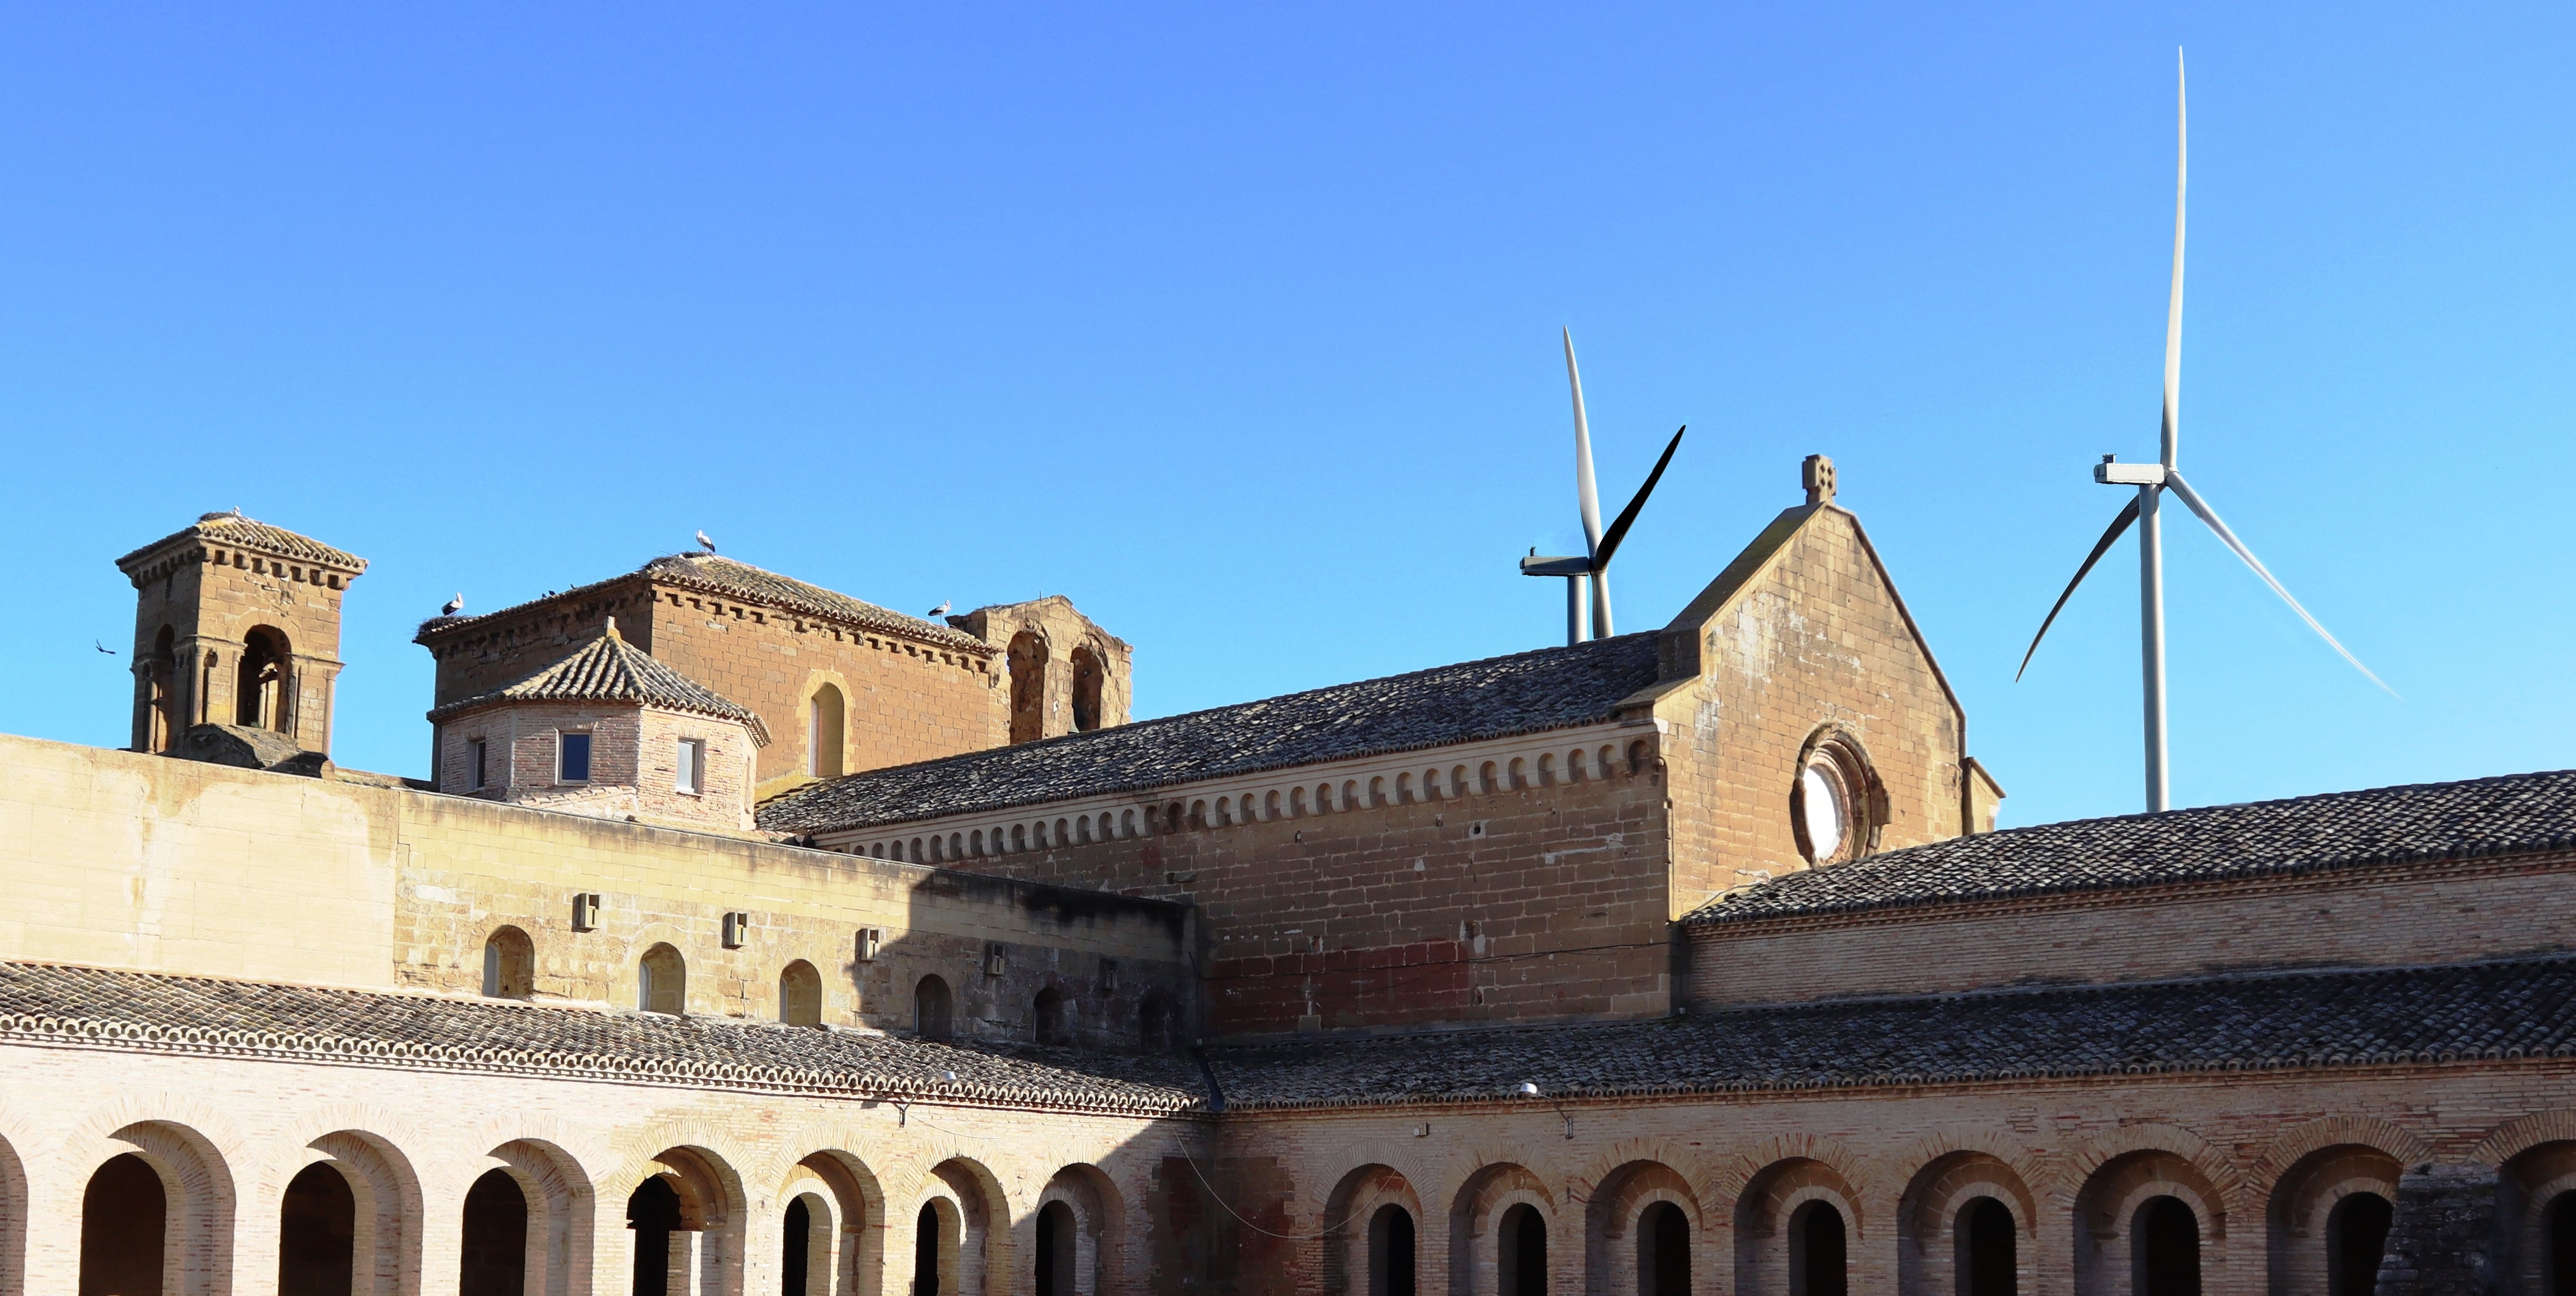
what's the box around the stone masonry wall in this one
[1648,506,1970,919]
[0,733,1190,1044]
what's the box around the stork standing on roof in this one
[696,530,716,553]
[441,593,464,616]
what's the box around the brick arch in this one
[61,1113,240,1296]
[1449,1161,1553,1296]
[1709,1133,1868,1219]
[2474,1109,2576,1167]
[1037,1163,1125,1296]
[919,1155,1010,1296]
[1323,1163,1420,1296]
[2066,1122,2241,1214]
[281,1127,425,1296]
[1734,1156,1864,1296]
[603,1141,751,1296]
[2265,1142,2405,1296]
[2255,1115,2432,1185]
[1571,1138,1715,1212]
[0,1104,29,1296]
[2072,1146,2231,1296]
[483,1138,595,1296]
[2499,1137,2576,1296]
[1584,1160,1702,1296]
[1895,1150,2038,1295]
[1890,1127,2054,1201]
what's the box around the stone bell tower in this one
[115,512,368,757]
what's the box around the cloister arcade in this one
[15,1113,2576,1296]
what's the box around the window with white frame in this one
[677,738,706,795]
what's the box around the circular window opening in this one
[1799,762,1848,862]
[1792,732,1875,866]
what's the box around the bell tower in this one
[115,512,368,757]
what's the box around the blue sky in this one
[4,4,2571,827]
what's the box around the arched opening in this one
[1639,1202,1687,1296]
[1033,987,1070,1046]
[780,961,823,1028]
[2134,1196,2200,1296]
[2327,1192,2392,1296]
[148,625,179,751]
[784,1197,812,1296]
[459,1168,528,1296]
[1139,992,1178,1053]
[1008,632,1049,744]
[484,926,536,1000]
[1035,1201,1077,1296]
[638,944,686,1015]
[1500,1203,1547,1296]
[1069,647,1105,733]
[809,684,846,779]
[1788,1201,1845,1296]
[916,976,954,1041]
[914,1201,949,1296]
[628,1176,686,1296]
[1959,1196,2016,1296]
[279,1162,356,1296]
[1368,1203,1415,1296]
[237,625,292,731]
[2549,1191,2576,1296]
[81,1153,166,1296]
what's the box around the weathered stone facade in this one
[5,489,2571,1296]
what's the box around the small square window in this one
[558,731,592,783]
[677,738,705,796]
[468,738,488,790]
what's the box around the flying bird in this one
[94,640,117,655]
[695,530,716,553]
[441,593,464,616]
[926,601,952,618]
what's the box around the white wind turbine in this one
[2017,51,2392,812]
[1519,329,1687,645]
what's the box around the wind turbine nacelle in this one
[1520,555,1593,577]
[2095,460,2169,486]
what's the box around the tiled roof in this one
[428,627,772,744]
[758,634,1665,833]
[0,961,1206,1115]
[1687,769,2576,926]
[642,554,989,651]
[1204,954,2576,1109]
[117,512,366,573]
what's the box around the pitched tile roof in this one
[1204,954,2576,1109]
[758,633,1665,834]
[117,511,367,573]
[0,961,1206,1115]
[1687,769,2576,926]
[641,553,989,651]
[428,626,772,743]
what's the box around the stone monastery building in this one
[5,461,2574,1296]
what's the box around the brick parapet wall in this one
[1686,848,2576,1009]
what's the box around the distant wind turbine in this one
[2017,50,2392,813]
[1517,329,1687,645]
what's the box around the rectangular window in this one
[677,738,705,795]
[558,731,591,783]
[469,738,488,790]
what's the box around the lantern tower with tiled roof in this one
[114,511,368,758]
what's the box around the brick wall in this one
[1688,849,2576,1008]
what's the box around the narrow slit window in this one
[558,731,591,783]
[677,738,705,795]
[469,738,488,790]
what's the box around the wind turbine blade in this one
[2016,496,2142,681]
[2162,48,2186,469]
[1591,425,1687,569]
[1564,329,1604,555]
[2161,470,2395,695]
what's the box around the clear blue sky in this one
[5,4,2571,827]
